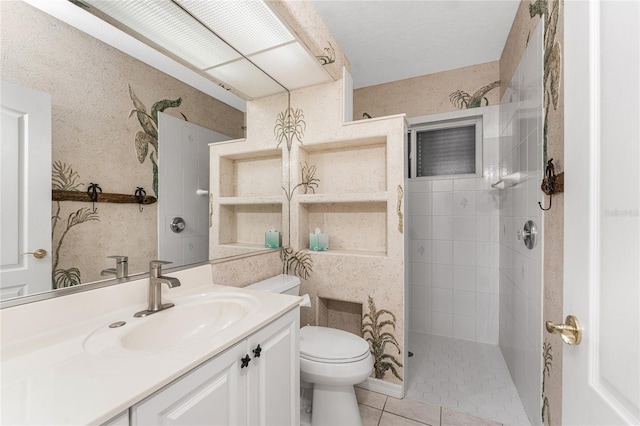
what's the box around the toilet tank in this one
[245,274,301,295]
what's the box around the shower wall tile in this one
[432,288,453,314]
[432,312,453,337]
[453,179,476,191]
[411,216,432,240]
[453,191,476,216]
[432,192,453,216]
[452,217,475,241]
[408,105,501,345]
[453,265,475,292]
[432,263,453,289]
[432,240,454,265]
[498,19,544,424]
[476,319,499,344]
[453,290,475,315]
[410,192,433,215]
[453,315,475,341]
[476,267,499,294]
[453,241,476,266]
[433,179,453,192]
[432,216,453,240]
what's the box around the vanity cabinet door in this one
[101,410,129,426]
[246,307,299,426]
[131,340,247,426]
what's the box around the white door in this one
[563,1,639,424]
[0,81,52,300]
[157,112,230,268]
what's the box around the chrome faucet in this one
[100,255,128,279]
[134,260,181,317]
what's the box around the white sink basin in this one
[84,292,259,354]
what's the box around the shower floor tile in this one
[406,332,531,425]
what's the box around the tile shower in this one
[408,105,501,344]
[405,21,544,425]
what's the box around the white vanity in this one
[0,265,301,425]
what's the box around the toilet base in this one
[311,383,362,426]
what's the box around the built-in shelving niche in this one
[292,136,390,257]
[295,137,387,194]
[297,201,387,257]
[219,149,283,198]
[211,147,286,259]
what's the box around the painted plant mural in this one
[450,80,502,109]
[281,247,313,279]
[283,162,319,201]
[363,296,403,381]
[530,0,562,164]
[128,85,182,197]
[316,42,336,66]
[51,161,99,289]
[274,107,306,151]
[542,341,554,425]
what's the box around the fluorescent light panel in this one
[175,0,295,56]
[76,0,331,99]
[249,42,332,91]
[82,0,241,69]
[206,59,285,99]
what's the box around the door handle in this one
[546,315,582,345]
[23,249,47,259]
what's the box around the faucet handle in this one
[149,260,172,276]
[107,255,128,263]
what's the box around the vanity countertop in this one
[0,278,301,425]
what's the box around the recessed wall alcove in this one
[316,296,363,337]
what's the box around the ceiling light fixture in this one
[71,0,331,100]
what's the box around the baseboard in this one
[356,377,404,399]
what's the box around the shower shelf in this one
[490,172,529,189]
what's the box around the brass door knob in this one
[23,249,47,259]
[546,315,582,345]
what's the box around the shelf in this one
[219,203,283,246]
[219,149,283,198]
[218,196,284,205]
[295,192,388,204]
[296,139,387,194]
[297,201,387,255]
[302,248,387,258]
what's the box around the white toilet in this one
[246,274,373,426]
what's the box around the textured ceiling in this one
[311,0,520,89]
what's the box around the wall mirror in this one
[0,0,320,305]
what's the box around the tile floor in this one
[356,388,502,426]
[404,332,531,425]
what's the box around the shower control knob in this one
[170,217,185,233]
[240,355,251,368]
[253,344,262,358]
[519,220,537,249]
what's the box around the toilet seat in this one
[300,326,370,363]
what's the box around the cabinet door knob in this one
[240,354,251,368]
[253,344,262,358]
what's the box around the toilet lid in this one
[299,326,370,363]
